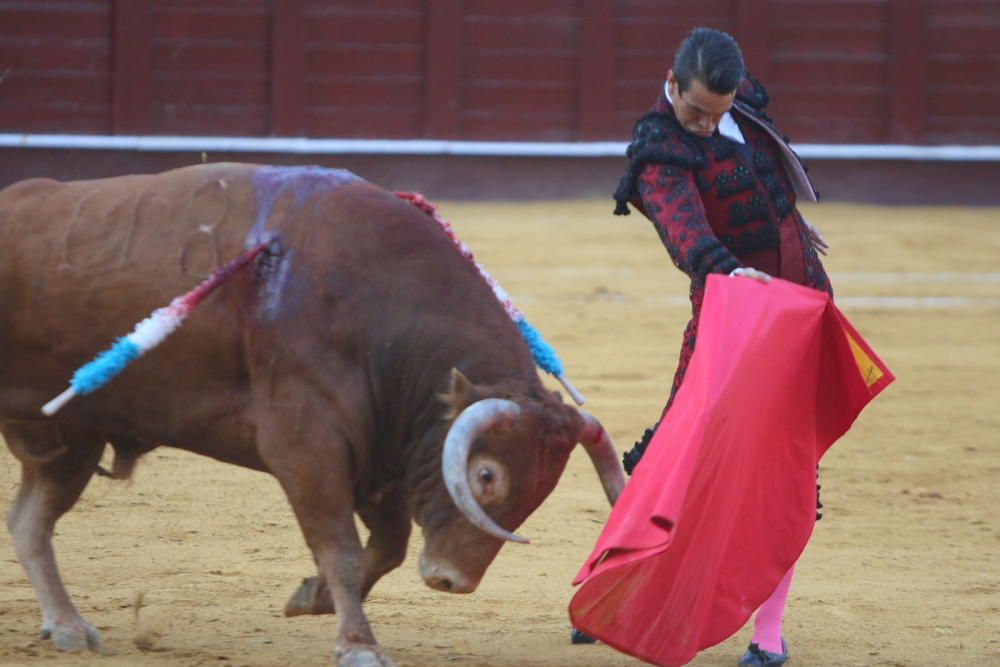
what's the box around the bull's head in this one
[417,369,624,593]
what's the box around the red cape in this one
[570,275,893,666]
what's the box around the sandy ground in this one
[1,200,998,667]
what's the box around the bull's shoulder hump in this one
[249,165,365,211]
[250,164,361,191]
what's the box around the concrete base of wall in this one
[2,148,998,205]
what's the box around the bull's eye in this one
[468,455,509,505]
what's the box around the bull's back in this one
[0,163,261,340]
[0,163,531,457]
[0,164,266,447]
[0,163,261,292]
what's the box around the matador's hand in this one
[729,267,772,284]
[802,219,829,256]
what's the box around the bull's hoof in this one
[284,576,335,617]
[335,645,396,667]
[42,620,103,653]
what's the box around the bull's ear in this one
[450,368,474,399]
[439,368,477,419]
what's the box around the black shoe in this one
[570,628,598,644]
[738,639,789,666]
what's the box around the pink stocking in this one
[751,566,794,654]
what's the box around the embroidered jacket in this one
[613,75,832,413]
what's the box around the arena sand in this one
[1,201,998,666]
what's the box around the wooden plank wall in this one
[924,0,999,144]
[0,0,112,133]
[768,0,891,142]
[1,0,997,144]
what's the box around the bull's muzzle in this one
[418,550,479,594]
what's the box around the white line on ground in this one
[830,296,1000,309]
[513,294,1000,309]
[517,269,1000,284]
[828,272,1000,284]
[650,296,1000,309]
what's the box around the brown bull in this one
[0,164,623,666]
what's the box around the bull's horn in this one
[577,411,626,506]
[442,398,529,544]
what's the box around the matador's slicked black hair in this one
[673,27,744,94]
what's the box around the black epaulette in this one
[613,112,705,216]
[735,72,769,111]
[733,72,775,126]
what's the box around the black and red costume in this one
[572,77,893,665]
[614,74,832,427]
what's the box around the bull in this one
[0,164,624,666]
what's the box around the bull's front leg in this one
[285,485,411,618]
[312,522,395,667]
[262,433,395,667]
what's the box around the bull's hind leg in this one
[285,484,411,618]
[4,423,105,652]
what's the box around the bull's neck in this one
[367,347,537,488]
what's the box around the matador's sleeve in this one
[637,163,742,284]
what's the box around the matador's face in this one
[667,70,736,138]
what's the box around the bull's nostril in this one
[421,561,476,593]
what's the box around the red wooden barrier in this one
[0,0,996,145]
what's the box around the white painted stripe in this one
[1,133,998,161]
[835,296,1000,309]
[513,294,1000,309]
[0,134,626,157]
[651,296,1000,309]
[519,269,1000,284]
[795,144,1000,161]
[828,272,1000,284]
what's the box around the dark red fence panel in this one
[0,0,112,133]
[147,0,270,135]
[0,0,997,145]
[453,0,579,140]
[768,0,891,143]
[304,0,425,138]
[924,0,1000,143]
[612,0,738,138]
